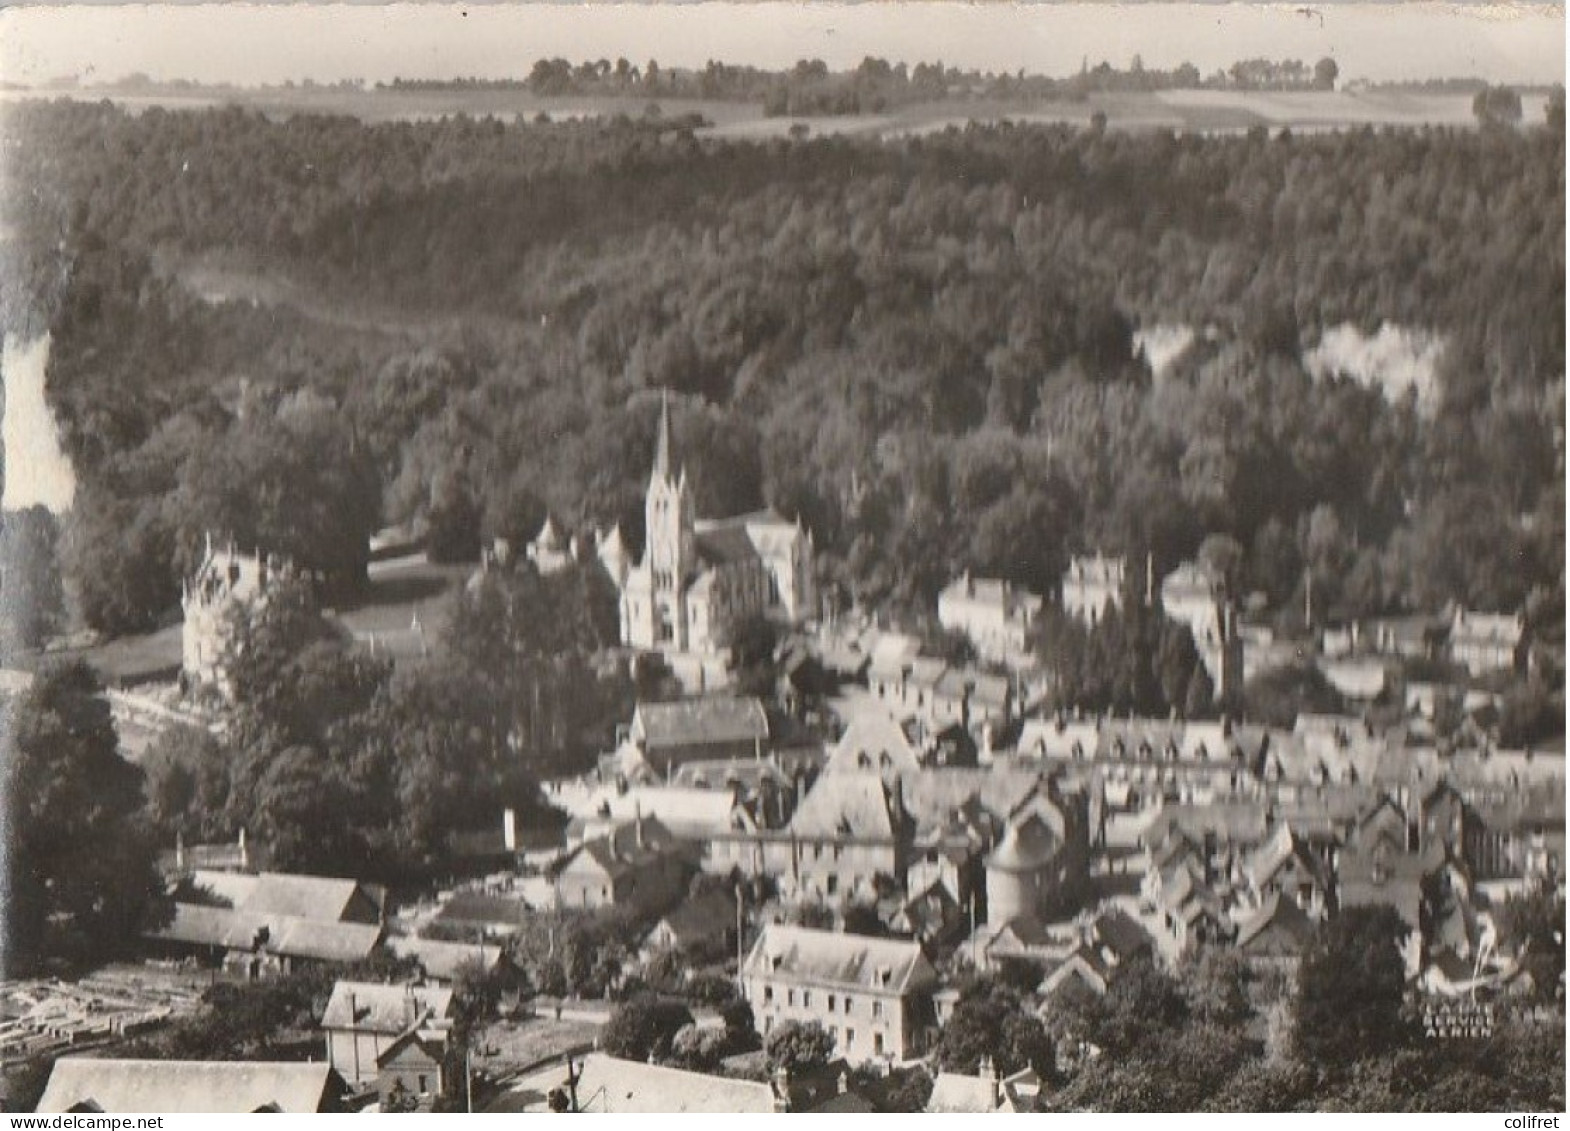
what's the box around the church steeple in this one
[654,389,675,480]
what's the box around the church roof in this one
[695,525,759,566]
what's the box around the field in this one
[5,82,1547,137]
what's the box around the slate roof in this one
[434,892,533,931]
[789,773,901,841]
[320,981,455,1034]
[825,714,921,776]
[633,697,770,749]
[744,923,937,996]
[988,812,1062,873]
[37,1059,338,1114]
[187,869,382,922]
[1236,893,1316,953]
[385,936,504,983]
[650,887,738,949]
[148,903,383,963]
[695,525,761,566]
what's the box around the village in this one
[6,391,1563,1114]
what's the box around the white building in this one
[936,572,1042,666]
[181,534,297,698]
[1061,553,1126,627]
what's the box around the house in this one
[321,981,455,1088]
[1368,614,1447,661]
[376,1029,455,1111]
[554,813,690,912]
[1238,825,1333,921]
[627,696,771,771]
[742,923,938,1063]
[927,1062,1040,1113]
[1448,609,1523,675]
[1061,554,1126,628]
[643,886,739,958]
[937,572,1043,666]
[384,936,506,985]
[1236,893,1317,967]
[613,394,814,659]
[526,514,573,575]
[37,1059,344,1113]
[430,891,533,940]
[705,772,910,904]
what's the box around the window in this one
[845,1029,854,1050]
[764,986,773,1004]
[872,1001,882,1019]
[873,1033,885,1057]
[828,994,836,1012]
[787,988,795,1006]
[803,991,812,1008]
[417,1075,429,1095]
[843,997,853,1014]
[827,875,838,896]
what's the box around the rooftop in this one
[744,923,936,996]
[320,980,455,1034]
[633,697,770,750]
[37,1059,337,1114]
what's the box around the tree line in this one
[1,101,1560,700]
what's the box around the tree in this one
[936,979,1054,1077]
[2,661,165,973]
[1492,887,1565,1003]
[721,998,761,1052]
[0,506,67,649]
[1313,57,1339,91]
[1242,663,1348,728]
[1294,905,1413,1067]
[765,1019,837,1077]
[1473,85,1524,127]
[600,994,694,1062]
[1181,946,1253,1026]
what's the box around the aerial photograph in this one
[0,0,1563,1115]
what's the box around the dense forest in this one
[0,100,1562,674]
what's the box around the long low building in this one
[37,1058,345,1113]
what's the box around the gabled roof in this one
[433,892,532,930]
[743,923,936,996]
[320,981,455,1034]
[789,773,901,841]
[567,1054,776,1113]
[1242,825,1330,894]
[633,697,770,750]
[37,1059,337,1114]
[146,903,383,963]
[188,870,381,923]
[825,715,921,776]
[385,936,504,982]
[927,1071,1003,1114]
[650,887,738,949]
[376,1027,450,1069]
[1236,893,1316,953]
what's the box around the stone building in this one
[181,533,299,698]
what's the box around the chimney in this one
[503,807,518,852]
[635,802,645,851]
[175,831,185,872]
[238,827,249,871]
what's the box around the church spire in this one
[654,389,674,479]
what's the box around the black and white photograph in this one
[0,0,1563,1115]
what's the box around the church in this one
[601,394,815,660]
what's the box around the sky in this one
[0,3,1562,88]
